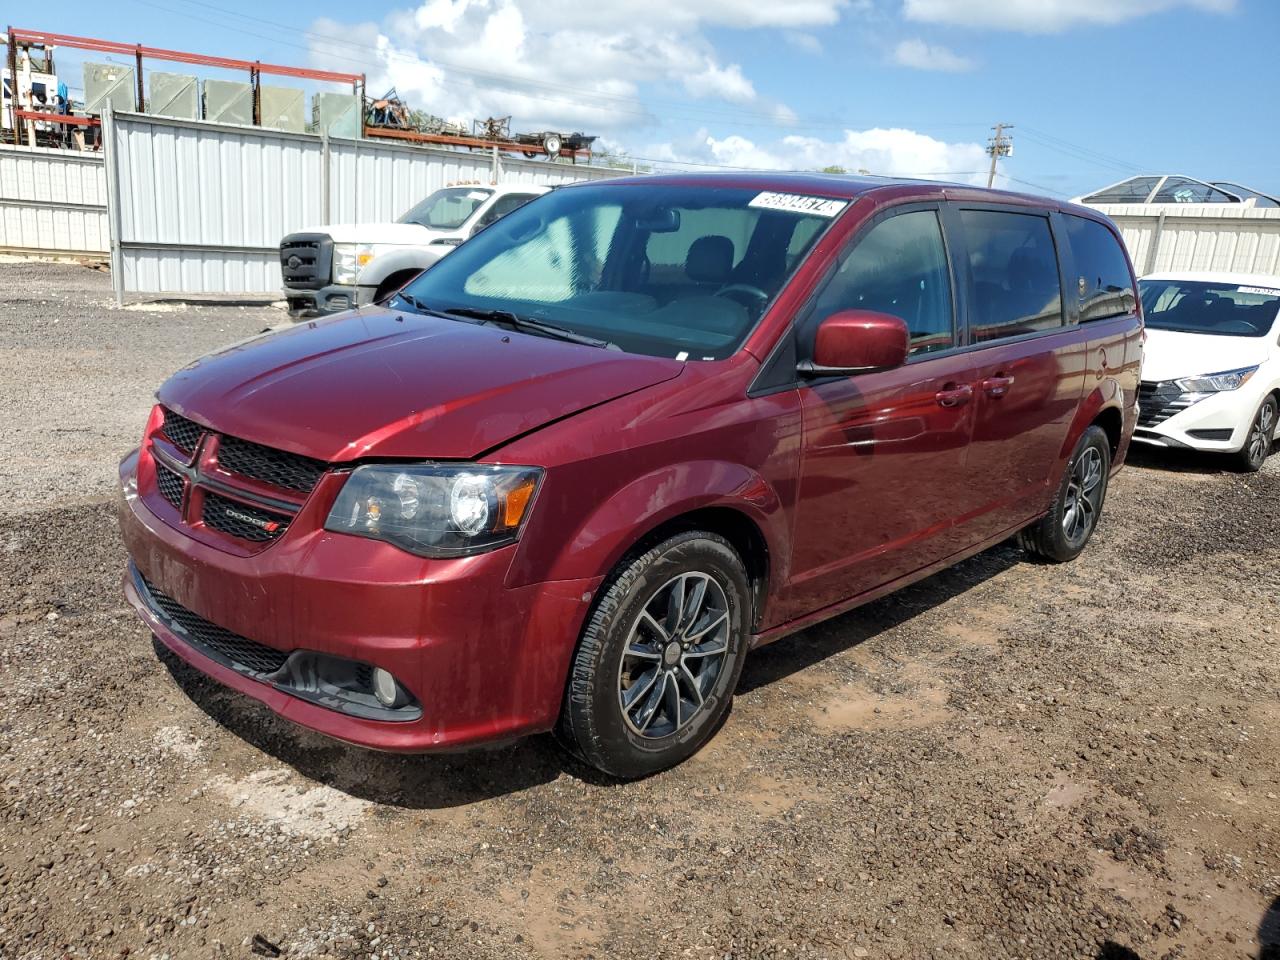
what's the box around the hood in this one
[158,309,684,462]
[1142,327,1271,382]
[301,222,445,244]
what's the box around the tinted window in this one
[1151,177,1239,204]
[960,209,1063,342]
[1083,177,1160,204]
[402,184,836,360]
[1063,215,1136,322]
[1212,182,1280,208]
[398,187,493,229]
[474,193,538,230]
[812,210,954,356]
[1139,279,1280,338]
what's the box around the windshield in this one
[398,183,844,359]
[1140,279,1280,337]
[399,187,494,229]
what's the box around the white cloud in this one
[892,38,975,71]
[784,31,825,54]
[903,0,1235,33]
[644,127,991,184]
[309,0,814,132]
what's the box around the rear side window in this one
[960,209,1063,343]
[474,193,538,230]
[1063,215,1136,322]
[811,210,955,356]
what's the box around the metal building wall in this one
[1085,203,1280,276]
[106,111,624,298]
[0,145,109,256]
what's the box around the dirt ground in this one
[1,261,1277,960]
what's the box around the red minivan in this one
[118,174,1142,777]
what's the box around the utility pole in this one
[986,123,1014,188]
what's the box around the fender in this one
[355,246,449,288]
[1060,375,1125,465]
[511,459,790,600]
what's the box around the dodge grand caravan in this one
[118,174,1142,778]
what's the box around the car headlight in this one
[332,243,398,284]
[1174,366,1258,394]
[325,464,542,557]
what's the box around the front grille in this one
[1137,380,1199,428]
[161,409,203,455]
[202,491,291,542]
[280,233,333,290]
[155,463,185,509]
[218,435,326,493]
[141,575,289,676]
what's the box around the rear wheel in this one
[1235,394,1277,473]
[1019,425,1111,562]
[557,531,750,778]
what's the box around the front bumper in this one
[283,282,376,319]
[1132,380,1267,453]
[117,450,597,752]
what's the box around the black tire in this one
[556,531,751,778]
[1234,394,1277,473]
[374,270,423,304]
[1019,425,1111,563]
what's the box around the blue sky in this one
[28,0,1279,198]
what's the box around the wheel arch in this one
[616,506,771,631]
[516,461,788,630]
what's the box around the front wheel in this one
[557,531,751,778]
[1235,394,1277,472]
[1019,425,1111,563]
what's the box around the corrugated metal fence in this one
[1086,203,1280,276]
[103,111,624,299]
[0,145,110,257]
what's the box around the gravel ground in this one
[1,260,1277,960]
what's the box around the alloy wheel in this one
[617,572,730,739]
[1247,401,1275,468]
[1062,446,1103,545]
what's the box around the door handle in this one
[982,375,1016,398]
[935,383,974,408]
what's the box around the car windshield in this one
[1140,279,1280,338]
[397,182,844,359]
[399,187,494,229]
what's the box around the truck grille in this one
[1137,381,1200,428]
[155,463,185,509]
[161,409,203,456]
[218,435,326,494]
[279,233,332,290]
[202,491,292,542]
[147,406,330,548]
[140,573,289,676]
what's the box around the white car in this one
[279,184,549,318]
[1135,271,1280,470]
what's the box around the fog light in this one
[371,667,399,706]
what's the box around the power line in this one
[1018,126,1144,174]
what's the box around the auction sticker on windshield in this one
[1237,286,1280,297]
[748,192,848,217]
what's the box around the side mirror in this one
[799,309,910,376]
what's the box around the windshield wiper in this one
[440,306,614,349]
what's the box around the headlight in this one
[325,464,542,557]
[332,243,398,284]
[1174,366,1258,394]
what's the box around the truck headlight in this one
[332,243,397,284]
[325,464,542,557]
[1174,366,1258,394]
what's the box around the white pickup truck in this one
[278,183,548,319]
